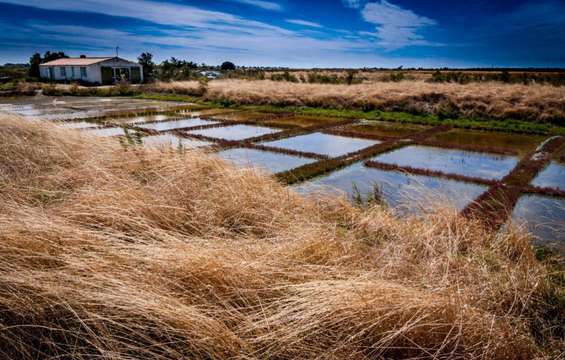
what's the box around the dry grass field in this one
[0,115,563,359]
[149,79,565,124]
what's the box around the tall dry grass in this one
[0,115,563,359]
[191,79,564,124]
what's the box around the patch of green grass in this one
[236,105,565,136]
[132,93,199,103]
[33,189,68,204]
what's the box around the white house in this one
[39,57,143,85]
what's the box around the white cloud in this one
[225,0,282,11]
[0,0,446,66]
[0,0,282,32]
[286,19,323,28]
[342,0,363,9]
[360,1,437,50]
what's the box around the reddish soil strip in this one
[523,185,565,198]
[242,143,329,160]
[416,139,520,156]
[364,160,498,186]
[462,136,565,229]
[276,125,452,184]
[321,128,397,142]
[173,131,242,147]
[243,119,359,144]
[198,110,269,122]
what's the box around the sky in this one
[1,0,564,68]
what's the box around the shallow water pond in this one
[265,115,343,128]
[294,162,487,214]
[138,118,218,131]
[531,162,565,191]
[0,96,190,121]
[191,108,241,118]
[217,148,315,174]
[187,124,280,141]
[346,120,430,138]
[58,121,100,130]
[373,145,519,180]
[85,127,127,137]
[429,129,545,156]
[512,195,565,253]
[207,111,276,122]
[142,134,212,149]
[109,114,171,125]
[262,132,380,157]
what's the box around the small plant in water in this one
[351,182,387,208]
[177,141,185,154]
[120,128,143,149]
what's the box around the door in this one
[48,67,54,80]
[101,67,113,85]
[130,67,141,83]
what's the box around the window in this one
[71,67,75,78]
[113,67,130,82]
[60,67,66,77]
[80,67,87,78]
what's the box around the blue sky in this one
[1,0,564,67]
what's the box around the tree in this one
[42,51,68,63]
[220,61,236,71]
[138,52,155,82]
[29,53,42,78]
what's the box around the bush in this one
[389,72,405,82]
[271,71,299,83]
[436,100,461,120]
[307,71,362,85]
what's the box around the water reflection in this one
[512,195,565,253]
[138,118,218,131]
[373,145,518,180]
[294,162,487,215]
[188,124,279,141]
[217,148,315,173]
[263,132,380,157]
[531,162,565,191]
[143,134,211,149]
[86,127,126,137]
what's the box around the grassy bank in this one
[0,115,563,359]
[40,80,565,135]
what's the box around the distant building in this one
[39,57,143,85]
[199,70,221,79]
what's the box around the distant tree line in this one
[4,50,564,86]
[429,70,565,86]
[137,53,237,82]
[28,51,69,78]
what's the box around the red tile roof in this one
[40,57,114,66]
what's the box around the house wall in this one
[40,65,98,83]
[39,58,143,84]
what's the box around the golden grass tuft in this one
[0,115,562,359]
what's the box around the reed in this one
[0,115,563,359]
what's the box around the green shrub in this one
[271,71,299,83]
[389,72,405,82]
